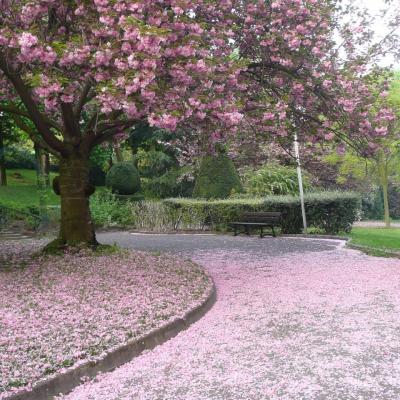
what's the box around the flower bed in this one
[0,240,212,399]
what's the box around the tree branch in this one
[0,53,67,155]
[74,79,93,119]
[0,102,62,131]
[81,118,139,154]
[60,102,81,144]
[10,114,60,157]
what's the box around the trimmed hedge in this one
[163,191,360,234]
[106,162,141,195]
[193,154,243,199]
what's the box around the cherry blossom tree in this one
[1,0,399,248]
[233,0,400,147]
[171,1,399,162]
[329,71,400,228]
[0,0,241,247]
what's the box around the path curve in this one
[61,233,400,400]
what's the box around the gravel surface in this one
[59,233,400,400]
[98,231,340,256]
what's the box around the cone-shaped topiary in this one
[106,162,141,195]
[193,154,243,199]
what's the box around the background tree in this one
[0,110,13,185]
[0,107,29,186]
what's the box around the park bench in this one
[229,212,282,238]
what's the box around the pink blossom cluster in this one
[0,0,241,133]
[60,246,400,400]
[231,0,398,146]
[0,240,212,399]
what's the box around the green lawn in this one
[349,227,400,252]
[0,169,59,209]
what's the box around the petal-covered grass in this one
[0,240,212,399]
[60,246,400,400]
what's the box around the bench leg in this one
[233,226,238,236]
[272,226,276,238]
[245,226,250,236]
[260,227,264,238]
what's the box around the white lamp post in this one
[294,133,308,234]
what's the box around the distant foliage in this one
[361,188,384,220]
[89,145,113,187]
[4,146,36,170]
[362,185,400,220]
[133,149,174,178]
[105,162,141,195]
[193,154,243,199]
[142,167,195,199]
[244,164,310,196]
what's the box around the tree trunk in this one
[115,146,124,162]
[382,170,391,229]
[0,130,7,186]
[34,144,44,186]
[54,155,97,247]
[44,152,50,187]
[378,157,391,228]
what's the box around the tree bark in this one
[34,144,44,186]
[54,155,97,247]
[44,152,50,187]
[115,146,124,162]
[0,129,7,186]
[381,169,391,229]
[378,156,391,228]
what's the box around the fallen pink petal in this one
[52,241,400,400]
[0,240,211,399]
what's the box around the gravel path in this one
[98,231,340,256]
[60,233,400,400]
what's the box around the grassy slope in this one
[349,227,400,251]
[0,169,59,208]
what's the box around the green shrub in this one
[133,149,174,178]
[142,167,195,199]
[90,194,188,231]
[0,203,42,230]
[243,163,311,196]
[302,192,361,234]
[105,162,141,195]
[89,165,106,187]
[90,190,136,227]
[163,191,360,234]
[193,154,243,199]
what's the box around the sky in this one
[356,0,399,67]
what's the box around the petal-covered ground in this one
[60,241,400,400]
[0,240,212,399]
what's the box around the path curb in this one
[282,234,349,241]
[5,281,216,400]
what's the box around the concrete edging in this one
[5,281,216,400]
[282,234,349,241]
